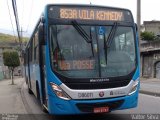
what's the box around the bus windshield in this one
[49,24,136,78]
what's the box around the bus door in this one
[39,36,48,108]
[28,47,32,89]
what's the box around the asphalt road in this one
[0,78,160,120]
[21,82,160,120]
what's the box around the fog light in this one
[50,82,71,100]
[128,80,139,95]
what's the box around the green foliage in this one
[3,50,20,84]
[0,33,15,43]
[140,31,155,41]
[0,33,29,43]
[3,51,20,68]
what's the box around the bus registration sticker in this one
[93,106,109,113]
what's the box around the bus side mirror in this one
[38,25,46,45]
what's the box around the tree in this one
[140,31,156,41]
[3,51,20,85]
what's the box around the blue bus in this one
[24,4,140,115]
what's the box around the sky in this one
[0,0,160,37]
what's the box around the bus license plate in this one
[93,106,109,113]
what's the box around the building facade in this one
[143,21,160,36]
[141,41,160,78]
[140,21,160,79]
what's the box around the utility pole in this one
[137,0,142,76]
[12,0,21,43]
[19,27,25,77]
[137,0,141,42]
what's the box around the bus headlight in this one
[50,82,71,100]
[128,80,139,95]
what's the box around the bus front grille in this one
[65,80,130,90]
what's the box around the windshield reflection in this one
[49,25,136,78]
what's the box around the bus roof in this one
[46,4,133,23]
[25,4,134,50]
[45,4,131,12]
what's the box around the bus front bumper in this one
[48,90,138,115]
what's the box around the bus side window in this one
[34,30,39,64]
[29,40,32,63]
[32,37,35,63]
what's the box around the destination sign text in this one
[60,8,124,21]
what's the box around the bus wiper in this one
[106,22,118,47]
[104,22,118,64]
[72,20,92,43]
[90,27,94,57]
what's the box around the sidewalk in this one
[0,77,27,113]
[140,77,160,97]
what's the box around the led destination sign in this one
[58,60,95,70]
[60,8,124,21]
[48,6,132,22]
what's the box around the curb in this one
[139,90,160,97]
